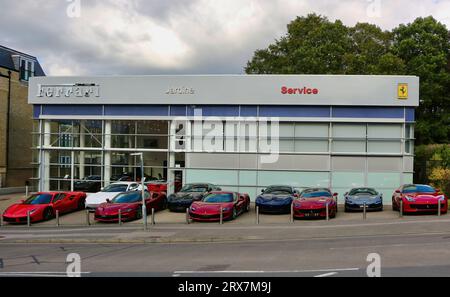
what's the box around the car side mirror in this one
[261,189,265,193]
[293,193,299,198]
[19,199,25,204]
[395,190,401,193]
[106,199,111,203]
[435,188,441,193]
[333,193,338,197]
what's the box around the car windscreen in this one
[102,184,129,192]
[264,187,293,195]
[203,193,234,203]
[180,184,208,192]
[111,192,142,203]
[403,185,435,193]
[24,193,53,205]
[300,191,331,198]
[349,188,377,196]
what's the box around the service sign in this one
[29,75,419,106]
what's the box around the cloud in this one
[0,0,449,76]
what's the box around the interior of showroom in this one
[28,75,419,204]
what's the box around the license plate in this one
[304,213,319,217]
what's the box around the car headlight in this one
[405,196,415,202]
[123,208,134,213]
[29,208,38,214]
[222,207,231,211]
[190,206,196,211]
[438,196,446,202]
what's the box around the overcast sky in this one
[1,0,449,76]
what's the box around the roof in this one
[0,45,45,76]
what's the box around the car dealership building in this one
[28,75,419,204]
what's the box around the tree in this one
[245,14,450,145]
[392,16,450,144]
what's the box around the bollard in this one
[290,203,294,223]
[118,209,122,225]
[85,210,91,226]
[27,211,31,227]
[219,207,223,225]
[56,210,60,227]
[363,203,367,220]
[151,208,155,225]
[143,207,147,231]
[0,214,3,227]
[25,185,29,198]
[399,200,403,218]
[438,200,441,217]
[256,206,260,225]
[326,203,329,221]
[186,208,190,224]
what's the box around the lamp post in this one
[131,152,147,230]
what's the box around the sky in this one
[1,0,449,76]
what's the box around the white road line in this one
[314,272,338,277]
[173,267,359,274]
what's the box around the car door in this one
[235,193,245,214]
[52,193,67,213]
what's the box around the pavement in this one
[2,193,450,277]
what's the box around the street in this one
[2,225,450,277]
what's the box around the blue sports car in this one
[344,187,383,212]
[255,185,299,214]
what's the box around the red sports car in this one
[95,190,167,222]
[2,191,86,224]
[392,184,447,214]
[189,191,250,222]
[145,180,182,193]
[293,188,338,219]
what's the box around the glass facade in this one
[31,119,414,204]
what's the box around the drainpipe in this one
[0,70,12,187]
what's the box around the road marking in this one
[173,267,359,274]
[0,271,91,277]
[330,241,450,250]
[314,272,338,277]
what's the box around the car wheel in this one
[392,199,398,211]
[77,198,85,210]
[43,208,54,221]
[161,198,168,210]
[135,207,143,220]
[232,208,238,220]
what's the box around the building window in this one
[20,58,35,81]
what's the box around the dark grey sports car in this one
[167,183,221,212]
[344,187,383,212]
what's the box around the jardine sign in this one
[36,83,100,98]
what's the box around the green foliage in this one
[245,14,450,145]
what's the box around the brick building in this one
[0,45,45,187]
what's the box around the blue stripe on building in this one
[34,104,414,120]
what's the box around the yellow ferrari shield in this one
[398,83,408,99]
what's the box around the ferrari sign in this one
[398,83,408,100]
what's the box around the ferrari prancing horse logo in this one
[398,83,408,100]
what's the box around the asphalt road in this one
[2,231,450,277]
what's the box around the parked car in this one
[74,175,102,193]
[344,187,383,212]
[189,191,250,222]
[293,188,338,219]
[2,191,86,224]
[94,190,167,222]
[392,184,447,214]
[255,185,299,214]
[145,179,182,193]
[85,182,142,211]
[167,183,221,212]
